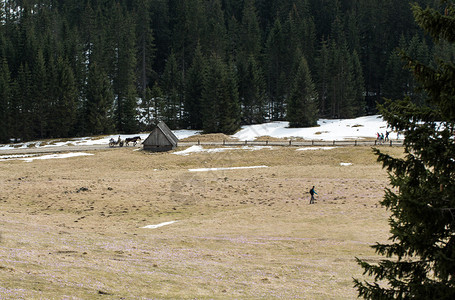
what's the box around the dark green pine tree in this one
[111,4,138,133]
[201,54,240,134]
[406,34,431,106]
[354,2,455,299]
[327,40,353,119]
[202,0,227,58]
[382,36,410,101]
[240,55,266,124]
[287,0,316,69]
[264,18,287,120]
[162,51,181,129]
[0,58,11,143]
[351,50,366,117]
[184,43,206,129]
[315,38,331,118]
[201,55,225,133]
[238,0,261,58]
[32,49,49,138]
[51,57,78,137]
[84,62,114,135]
[220,58,241,134]
[150,82,165,125]
[237,0,265,124]
[169,0,203,79]
[135,0,155,102]
[287,53,318,128]
[13,64,33,141]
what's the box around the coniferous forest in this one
[0,0,447,143]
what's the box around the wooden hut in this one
[143,121,179,152]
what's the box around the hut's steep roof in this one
[143,121,179,147]
[157,121,179,146]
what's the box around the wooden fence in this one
[179,139,403,147]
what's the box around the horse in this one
[125,136,141,146]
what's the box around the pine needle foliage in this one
[354,1,455,299]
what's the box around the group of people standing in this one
[376,131,390,143]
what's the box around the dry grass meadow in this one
[0,144,404,299]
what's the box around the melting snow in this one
[142,221,178,229]
[20,152,94,162]
[233,115,391,141]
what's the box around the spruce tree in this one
[287,53,318,128]
[84,62,114,135]
[14,64,33,141]
[239,55,266,124]
[111,3,138,133]
[52,57,77,137]
[0,58,11,143]
[201,54,240,134]
[239,0,261,58]
[354,2,455,298]
[220,58,241,134]
[201,55,224,133]
[406,34,431,106]
[150,82,165,125]
[184,44,205,129]
[202,0,227,58]
[382,36,410,101]
[162,51,181,128]
[265,18,287,120]
[135,0,155,102]
[32,49,49,138]
[351,50,366,117]
[315,38,331,118]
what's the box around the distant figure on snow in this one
[309,186,317,204]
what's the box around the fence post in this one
[312,140,314,146]
[333,140,335,146]
[374,140,377,146]
[245,140,248,145]
[390,140,393,147]
[223,139,225,145]
[198,139,200,145]
[289,140,292,146]
[266,140,268,145]
[355,140,357,146]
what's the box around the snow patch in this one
[142,221,178,229]
[21,152,93,162]
[0,154,36,161]
[233,115,391,141]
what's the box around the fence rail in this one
[179,139,403,148]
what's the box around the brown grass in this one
[0,145,403,299]
[180,133,237,142]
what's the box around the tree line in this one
[0,0,442,143]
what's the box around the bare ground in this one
[0,145,401,299]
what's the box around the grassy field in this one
[0,145,402,299]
